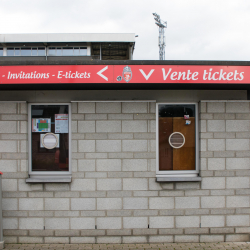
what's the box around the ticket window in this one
[156,103,199,178]
[27,104,71,182]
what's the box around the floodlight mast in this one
[153,13,167,60]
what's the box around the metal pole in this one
[0,172,3,249]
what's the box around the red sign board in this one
[0,65,249,84]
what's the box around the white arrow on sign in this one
[139,69,155,80]
[97,66,108,81]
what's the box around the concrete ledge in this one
[26,177,71,183]
[156,177,202,182]
[0,241,4,250]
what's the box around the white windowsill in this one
[156,176,202,182]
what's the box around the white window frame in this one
[26,103,72,183]
[156,102,200,182]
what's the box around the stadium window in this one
[27,103,72,183]
[156,103,200,181]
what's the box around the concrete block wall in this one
[1,101,250,244]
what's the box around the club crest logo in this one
[123,66,132,82]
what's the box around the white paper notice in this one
[55,114,68,133]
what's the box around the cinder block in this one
[175,197,200,209]
[97,179,121,190]
[78,159,95,172]
[71,179,95,191]
[226,196,249,208]
[97,198,122,210]
[96,102,121,113]
[96,159,121,171]
[85,114,107,120]
[20,121,27,133]
[226,158,250,170]
[208,158,225,170]
[184,228,209,234]
[45,198,69,210]
[226,120,250,132]
[123,217,148,229]
[18,237,43,243]
[20,102,28,114]
[207,102,225,113]
[226,177,249,189]
[210,227,234,234]
[123,198,148,209]
[122,159,147,171]
[0,103,17,113]
[226,139,250,151]
[176,216,199,228]
[108,114,133,120]
[226,102,249,113]
[72,121,77,133]
[45,183,69,191]
[19,218,44,229]
[44,237,69,244]
[96,236,121,243]
[0,141,17,152]
[214,132,235,139]
[122,102,148,113]
[70,218,95,229]
[149,217,174,229]
[207,139,225,151]
[225,234,250,242]
[122,139,148,153]
[45,218,69,229]
[78,140,95,152]
[122,236,147,243]
[2,236,17,243]
[201,196,225,208]
[71,237,95,243]
[123,178,148,190]
[149,197,174,209]
[122,121,147,132]
[29,230,54,236]
[78,102,95,113]
[3,229,28,236]
[133,228,157,235]
[149,235,173,243]
[149,120,156,132]
[200,120,206,132]
[96,121,121,132]
[3,218,18,229]
[2,179,17,191]
[207,120,225,132]
[200,235,224,242]
[175,182,200,190]
[81,229,105,236]
[78,121,95,133]
[235,227,250,233]
[71,198,95,210]
[19,198,43,211]
[96,140,121,152]
[201,216,225,227]
[201,177,225,189]
[227,215,249,226]
[2,198,17,211]
[97,217,122,229]
[0,121,16,133]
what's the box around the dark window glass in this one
[21,47,31,56]
[48,47,56,56]
[37,47,45,56]
[62,47,74,56]
[7,48,14,56]
[0,48,3,56]
[158,104,196,171]
[80,47,87,56]
[31,105,69,172]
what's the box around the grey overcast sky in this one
[0,0,249,61]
